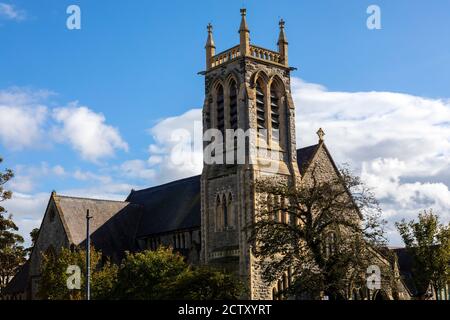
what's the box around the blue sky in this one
[1,0,450,246]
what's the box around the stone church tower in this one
[200,9,301,299]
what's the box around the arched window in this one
[266,193,278,221]
[205,98,211,130]
[229,80,238,130]
[270,82,281,142]
[288,267,293,287]
[216,85,225,134]
[283,273,288,293]
[278,196,285,224]
[222,195,228,229]
[255,81,266,132]
[227,194,234,228]
[277,280,283,300]
[216,195,223,231]
[324,231,337,258]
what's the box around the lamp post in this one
[86,209,92,300]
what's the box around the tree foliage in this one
[38,246,118,300]
[0,156,26,293]
[38,246,243,300]
[114,247,187,300]
[163,267,244,300]
[114,247,244,300]
[396,210,450,298]
[249,165,392,300]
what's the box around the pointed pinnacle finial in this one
[278,18,288,44]
[205,22,215,48]
[239,8,249,32]
[317,128,325,142]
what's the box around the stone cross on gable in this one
[317,128,325,142]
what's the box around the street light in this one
[86,209,92,300]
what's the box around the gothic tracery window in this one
[215,193,235,231]
[229,80,238,130]
[255,81,266,132]
[270,83,280,142]
[227,193,234,228]
[216,195,223,231]
[222,194,228,228]
[216,85,225,135]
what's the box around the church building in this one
[2,9,415,300]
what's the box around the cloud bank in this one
[144,78,450,245]
[53,104,129,162]
[0,88,128,162]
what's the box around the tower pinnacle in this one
[239,8,250,56]
[205,23,216,69]
[277,18,289,66]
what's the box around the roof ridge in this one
[131,175,201,194]
[55,194,127,203]
[297,144,319,150]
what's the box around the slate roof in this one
[392,247,431,297]
[296,144,319,174]
[129,145,320,238]
[2,261,29,295]
[54,195,142,259]
[126,175,202,238]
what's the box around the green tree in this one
[249,166,392,300]
[165,267,244,300]
[0,156,26,293]
[114,247,244,300]
[114,247,187,299]
[38,246,118,300]
[396,210,450,299]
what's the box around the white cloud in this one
[0,88,128,163]
[0,88,49,149]
[9,163,66,193]
[3,192,49,247]
[292,78,450,245]
[146,109,203,183]
[52,103,129,162]
[52,165,66,176]
[0,3,26,21]
[119,159,156,180]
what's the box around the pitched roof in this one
[126,175,201,238]
[43,146,321,250]
[392,247,428,297]
[296,144,319,174]
[2,261,29,295]
[53,195,142,259]
[129,146,320,237]
[54,195,130,245]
